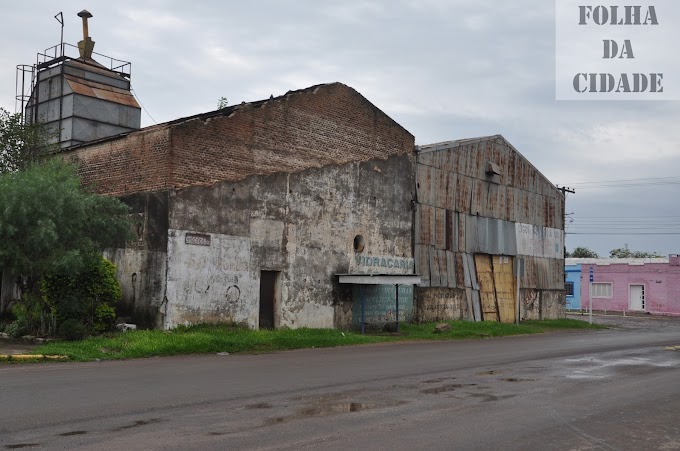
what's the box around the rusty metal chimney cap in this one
[77,10,93,18]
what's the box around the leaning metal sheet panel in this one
[429,246,442,288]
[415,245,430,287]
[445,210,456,251]
[489,218,501,255]
[470,179,486,216]
[443,149,456,173]
[465,143,477,177]
[465,214,478,254]
[457,212,466,253]
[416,204,436,245]
[467,253,480,290]
[522,256,537,289]
[462,253,472,288]
[435,168,449,209]
[416,164,433,205]
[534,257,550,290]
[497,184,508,221]
[503,220,518,256]
[471,289,482,322]
[476,216,489,254]
[505,187,515,223]
[456,175,472,214]
[486,183,499,218]
[451,145,465,175]
[497,141,511,185]
[447,251,456,288]
[435,208,447,250]
[446,171,457,211]
[455,253,466,287]
[438,249,448,287]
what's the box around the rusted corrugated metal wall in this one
[414,136,565,321]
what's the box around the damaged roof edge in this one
[416,134,563,198]
[58,82,414,153]
[166,82,414,140]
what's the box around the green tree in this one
[0,159,131,294]
[217,96,228,109]
[567,246,599,258]
[609,248,662,258]
[0,108,48,173]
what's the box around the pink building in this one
[567,255,680,315]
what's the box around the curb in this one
[0,354,69,362]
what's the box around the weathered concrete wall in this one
[415,287,468,322]
[520,288,564,320]
[166,154,415,329]
[63,82,416,330]
[103,191,169,328]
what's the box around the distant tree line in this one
[565,246,663,259]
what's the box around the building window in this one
[565,282,574,296]
[592,282,612,298]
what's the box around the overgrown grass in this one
[29,319,605,362]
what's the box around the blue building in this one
[565,263,582,310]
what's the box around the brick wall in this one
[62,83,414,196]
[61,125,172,196]
[170,83,413,188]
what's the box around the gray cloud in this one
[1,0,678,255]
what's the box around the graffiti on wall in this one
[515,223,564,259]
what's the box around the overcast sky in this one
[2,1,679,257]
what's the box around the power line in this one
[565,232,680,236]
[131,87,157,125]
[568,175,680,186]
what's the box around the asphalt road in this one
[1,320,679,450]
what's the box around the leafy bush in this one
[94,303,117,332]
[42,256,121,334]
[8,319,27,338]
[58,319,86,341]
[11,294,46,335]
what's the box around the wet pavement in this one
[568,312,680,330]
[1,323,679,450]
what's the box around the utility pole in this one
[556,186,576,196]
[557,186,576,313]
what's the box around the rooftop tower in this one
[17,10,141,149]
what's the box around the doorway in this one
[259,271,280,329]
[629,284,645,311]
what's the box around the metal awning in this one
[337,274,421,285]
[336,273,421,334]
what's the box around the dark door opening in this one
[259,271,280,329]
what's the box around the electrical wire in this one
[131,87,157,125]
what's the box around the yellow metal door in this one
[492,256,516,323]
[474,254,499,322]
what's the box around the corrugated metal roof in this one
[65,74,140,108]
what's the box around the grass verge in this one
[28,319,605,362]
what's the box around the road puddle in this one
[245,402,273,409]
[420,383,477,394]
[269,399,406,424]
[58,431,87,437]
